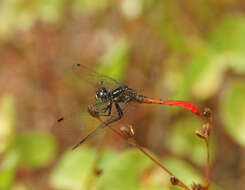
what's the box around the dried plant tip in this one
[120,125,135,139]
[195,130,206,139]
[170,176,180,185]
[191,183,207,190]
[195,123,211,139]
[94,168,103,176]
[87,105,100,118]
[201,108,212,119]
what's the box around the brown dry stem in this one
[108,125,191,190]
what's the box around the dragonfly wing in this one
[72,121,106,149]
[72,63,126,91]
[52,107,102,149]
[71,101,134,149]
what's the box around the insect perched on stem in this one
[54,64,201,149]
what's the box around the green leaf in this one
[210,17,245,54]
[180,16,245,100]
[171,44,215,100]
[0,150,20,190]
[14,131,57,169]
[97,39,130,81]
[96,148,117,170]
[38,0,64,22]
[192,58,227,99]
[120,0,143,19]
[164,157,203,186]
[0,0,64,38]
[209,16,245,74]
[50,146,96,190]
[0,95,15,153]
[220,80,245,146]
[168,117,215,166]
[159,23,189,53]
[73,0,111,13]
[95,149,153,190]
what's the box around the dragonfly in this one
[54,64,201,150]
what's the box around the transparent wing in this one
[71,101,137,149]
[72,63,126,91]
[52,106,103,149]
[52,100,124,149]
[52,62,131,150]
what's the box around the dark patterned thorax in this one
[108,86,136,103]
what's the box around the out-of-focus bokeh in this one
[0,0,245,190]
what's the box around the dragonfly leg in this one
[72,103,123,149]
[97,102,112,117]
[87,102,112,118]
[104,102,123,125]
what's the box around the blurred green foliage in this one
[220,80,245,146]
[0,96,15,153]
[0,0,245,190]
[14,132,57,169]
[74,0,111,14]
[0,150,19,190]
[97,39,130,81]
[0,0,64,38]
[168,117,215,166]
[95,149,152,190]
[50,146,96,190]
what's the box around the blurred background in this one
[0,0,245,190]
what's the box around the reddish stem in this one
[204,139,210,187]
[108,126,191,190]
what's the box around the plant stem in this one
[108,125,191,190]
[204,138,210,187]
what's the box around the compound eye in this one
[95,90,101,99]
[99,91,104,97]
[101,88,107,96]
[96,88,107,99]
[95,93,99,99]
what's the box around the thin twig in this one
[108,125,191,190]
[204,139,210,187]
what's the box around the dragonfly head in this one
[95,87,109,102]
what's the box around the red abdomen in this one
[138,97,201,116]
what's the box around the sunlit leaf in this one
[73,0,111,13]
[50,146,96,190]
[192,58,226,99]
[0,95,15,153]
[0,0,63,38]
[14,132,57,169]
[170,18,245,100]
[220,80,245,146]
[96,148,117,169]
[120,0,143,19]
[0,150,19,190]
[164,157,203,186]
[95,149,153,190]
[210,16,245,54]
[170,44,214,100]
[97,39,130,81]
[38,0,64,22]
[210,16,245,74]
[168,117,215,166]
[160,24,189,53]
